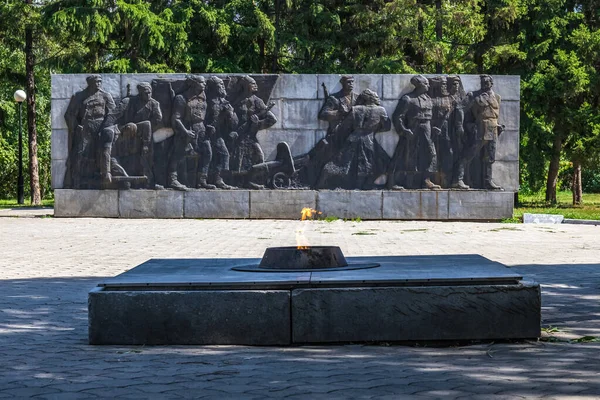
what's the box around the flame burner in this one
[232,246,380,272]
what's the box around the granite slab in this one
[98,254,522,289]
[98,258,311,289]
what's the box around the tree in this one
[0,0,52,203]
[25,0,42,205]
[43,0,190,73]
[563,10,600,204]
[519,0,599,203]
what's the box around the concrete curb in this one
[562,218,600,226]
[0,207,54,218]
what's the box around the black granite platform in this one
[89,255,541,345]
[98,255,523,288]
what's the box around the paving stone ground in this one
[0,214,599,399]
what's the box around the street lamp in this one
[14,89,26,205]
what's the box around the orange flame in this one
[297,208,321,249]
[300,207,321,221]
[296,228,310,249]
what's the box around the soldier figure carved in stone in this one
[63,74,116,188]
[388,74,441,190]
[298,75,359,187]
[102,82,163,189]
[318,75,358,146]
[429,76,453,187]
[453,74,504,190]
[229,75,277,189]
[446,75,466,164]
[205,76,237,190]
[170,75,209,191]
[428,76,466,188]
[317,89,391,190]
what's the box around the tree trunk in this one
[474,44,485,74]
[545,135,562,203]
[25,10,41,205]
[272,0,280,73]
[435,0,442,74]
[572,159,582,205]
[417,18,424,69]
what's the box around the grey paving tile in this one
[0,218,599,398]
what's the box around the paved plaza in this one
[0,212,599,399]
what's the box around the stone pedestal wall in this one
[54,188,514,220]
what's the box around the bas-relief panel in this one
[53,73,519,192]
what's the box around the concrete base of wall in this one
[55,189,514,220]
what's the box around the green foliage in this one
[541,325,561,333]
[0,0,599,199]
[43,0,191,72]
[582,169,600,193]
[559,162,600,192]
[571,336,600,343]
[517,0,600,201]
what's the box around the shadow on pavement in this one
[511,263,600,337]
[0,266,599,398]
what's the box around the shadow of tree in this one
[0,266,599,397]
[511,263,600,338]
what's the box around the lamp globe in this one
[14,90,27,103]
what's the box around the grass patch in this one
[571,336,599,343]
[536,226,561,233]
[319,216,363,223]
[515,191,600,221]
[0,199,54,209]
[539,336,567,343]
[541,326,561,334]
[489,226,523,232]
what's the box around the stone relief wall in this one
[51,74,519,192]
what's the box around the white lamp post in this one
[14,90,26,204]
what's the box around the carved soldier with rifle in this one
[229,75,277,189]
[298,75,358,187]
[318,75,358,149]
[170,75,208,191]
[205,76,238,189]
